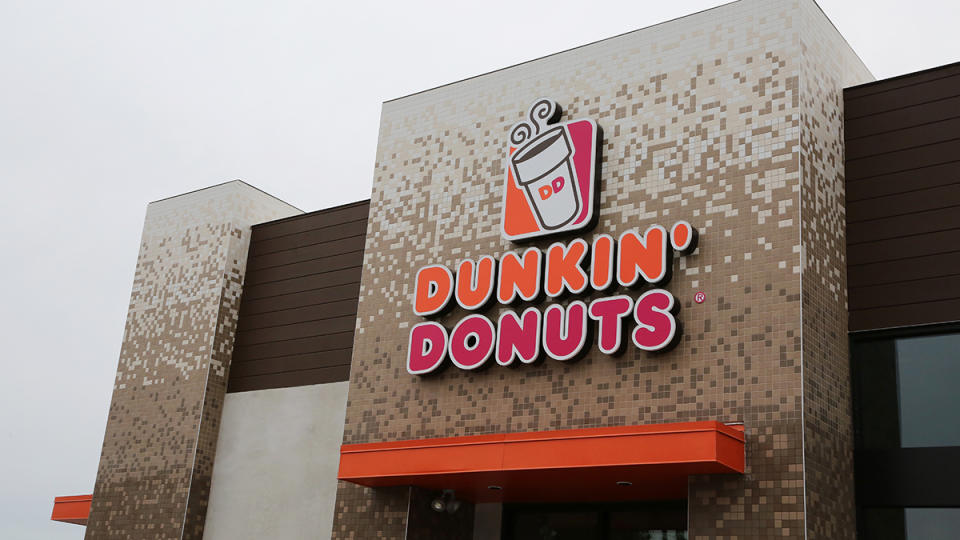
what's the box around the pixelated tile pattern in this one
[688,420,805,537]
[85,181,300,540]
[333,0,870,538]
[331,482,410,539]
[797,2,873,539]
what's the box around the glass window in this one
[906,508,960,539]
[895,335,960,447]
[853,332,960,449]
[509,509,601,540]
[861,508,960,540]
[502,501,686,540]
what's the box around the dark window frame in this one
[501,500,687,540]
[850,323,960,539]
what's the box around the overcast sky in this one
[1,1,957,538]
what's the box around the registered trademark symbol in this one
[694,291,706,304]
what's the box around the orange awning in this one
[338,421,744,503]
[51,494,91,526]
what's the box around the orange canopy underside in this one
[338,421,744,503]
[51,494,91,526]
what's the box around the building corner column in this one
[85,181,301,539]
[797,1,874,538]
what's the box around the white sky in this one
[0,1,957,538]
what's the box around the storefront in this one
[52,0,960,538]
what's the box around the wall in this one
[333,0,870,538]
[86,181,301,539]
[203,200,369,537]
[845,62,960,332]
[202,382,349,540]
[844,60,960,539]
[796,2,874,538]
[228,201,369,392]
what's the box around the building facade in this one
[50,0,960,538]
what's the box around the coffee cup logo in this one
[501,98,600,242]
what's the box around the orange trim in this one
[339,421,744,502]
[51,494,91,526]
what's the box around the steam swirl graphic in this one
[509,98,563,147]
[529,99,559,132]
[509,122,534,146]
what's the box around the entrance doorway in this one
[501,501,687,540]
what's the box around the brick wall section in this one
[334,0,870,537]
[331,483,409,539]
[798,2,874,538]
[85,181,300,539]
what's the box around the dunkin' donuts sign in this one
[406,99,699,376]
